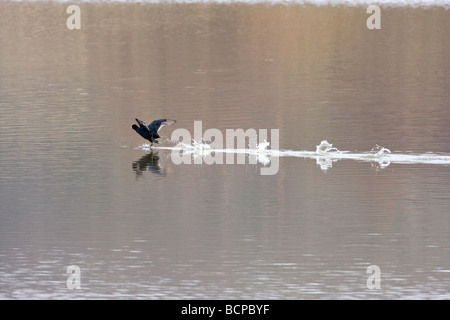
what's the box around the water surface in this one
[0,1,449,299]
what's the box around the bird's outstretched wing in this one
[148,119,176,133]
[135,118,151,133]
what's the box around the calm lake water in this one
[1,1,449,299]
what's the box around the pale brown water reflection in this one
[0,2,449,299]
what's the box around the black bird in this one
[132,118,176,145]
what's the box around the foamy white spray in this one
[139,139,450,172]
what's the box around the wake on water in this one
[136,139,450,171]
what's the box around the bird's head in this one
[132,124,138,131]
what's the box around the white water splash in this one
[251,140,272,166]
[315,140,340,154]
[370,144,391,156]
[139,139,450,171]
[177,139,274,165]
[135,143,153,151]
[255,140,271,153]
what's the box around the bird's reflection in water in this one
[132,151,165,177]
